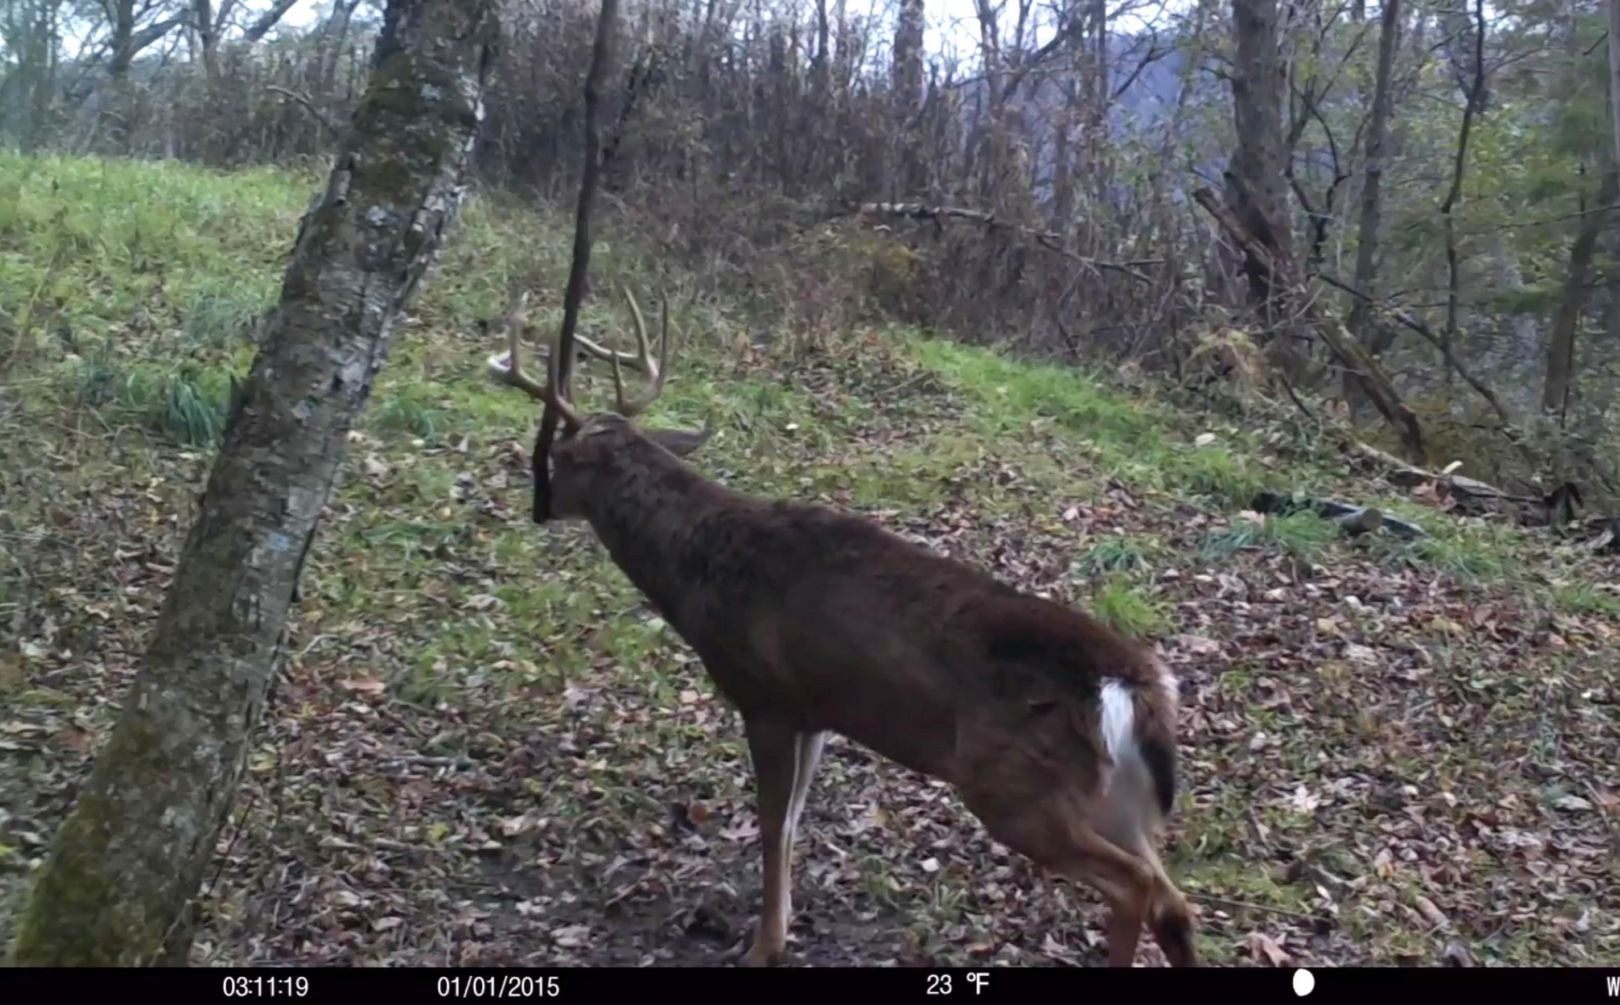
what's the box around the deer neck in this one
[576,442,731,624]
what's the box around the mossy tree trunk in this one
[8,0,497,966]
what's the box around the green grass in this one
[68,355,236,446]
[0,152,303,347]
[909,335,1162,445]
[0,151,1587,651]
[906,334,1297,507]
[1365,522,1514,580]
[1071,534,1159,577]
[1201,511,1339,563]
[1546,582,1620,618]
[1,152,1599,640]
[1165,443,1269,507]
[1085,576,1169,638]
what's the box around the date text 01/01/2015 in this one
[436,975,562,998]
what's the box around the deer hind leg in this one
[1057,824,1161,967]
[738,719,825,967]
[1139,847,1197,967]
[1095,806,1198,967]
[1063,826,1199,967]
[970,797,1160,967]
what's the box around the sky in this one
[270,0,1176,65]
[271,0,992,53]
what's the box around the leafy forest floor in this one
[2,154,1618,967]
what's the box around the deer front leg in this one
[737,719,823,967]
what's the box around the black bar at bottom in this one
[1,965,1616,1002]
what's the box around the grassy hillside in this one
[2,154,1617,966]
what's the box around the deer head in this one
[484,287,713,522]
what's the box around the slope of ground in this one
[2,154,1617,967]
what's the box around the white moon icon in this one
[1292,968,1315,997]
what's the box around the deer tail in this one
[1098,665,1180,819]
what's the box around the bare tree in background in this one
[1223,0,1301,374]
[1437,0,1488,386]
[892,0,925,195]
[1541,164,1619,422]
[190,0,302,86]
[1539,0,1619,425]
[1609,0,1620,169]
[65,0,306,151]
[0,0,64,148]
[7,0,497,966]
[6,0,1620,505]
[106,0,186,79]
[1344,0,1401,412]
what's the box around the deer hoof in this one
[736,942,788,967]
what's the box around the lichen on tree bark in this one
[7,0,497,967]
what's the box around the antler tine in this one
[484,291,584,429]
[628,285,657,374]
[612,286,673,418]
[573,332,655,373]
[485,291,545,398]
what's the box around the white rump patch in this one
[1099,678,1137,765]
[1097,677,1156,846]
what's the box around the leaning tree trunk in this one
[7,0,497,966]
[1438,0,1487,388]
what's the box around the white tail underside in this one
[1099,678,1137,766]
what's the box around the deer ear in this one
[644,425,714,457]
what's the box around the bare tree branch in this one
[267,85,339,134]
[857,202,1162,283]
[242,0,300,43]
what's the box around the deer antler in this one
[609,286,672,418]
[484,286,677,423]
[572,331,657,373]
[484,291,584,430]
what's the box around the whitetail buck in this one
[485,291,1197,967]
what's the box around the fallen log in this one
[1339,442,1620,549]
[1582,517,1620,555]
[1342,440,1535,502]
[1554,515,1620,555]
[1251,489,1426,540]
